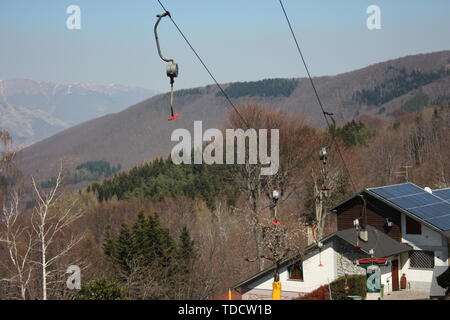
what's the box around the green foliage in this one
[431,95,450,106]
[178,227,195,274]
[337,120,376,146]
[89,157,239,209]
[39,177,57,189]
[39,161,121,188]
[113,223,135,274]
[353,67,448,106]
[76,278,128,300]
[174,88,202,97]
[218,78,298,98]
[330,274,367,300]
[104,212,194,277]
[401,93,429,112]
[70,161,121,184]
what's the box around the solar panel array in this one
[433,188,450,202]
[368,183,450,231]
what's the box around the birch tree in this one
[31,169,84,300]
[0,191,33,300]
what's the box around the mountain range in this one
[0,79,158,147]
[17,51,450,180]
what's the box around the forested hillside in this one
[0,102,449,300]
[88,159,239,209]
[18,51,450,182]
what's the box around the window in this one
[409,251,434,269]
[405,216,421,235]
[288,262,303,281]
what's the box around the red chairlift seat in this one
[167,113,180,121]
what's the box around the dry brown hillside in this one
[18,50,450,180]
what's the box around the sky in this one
[1,0,450,92]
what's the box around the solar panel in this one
[433,188,450,201]
[368,183,450,231]
[428,216,450,230]
[369,183,425,199]
[391,193,441,210]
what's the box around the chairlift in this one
[154,11,180,121]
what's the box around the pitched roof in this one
[333,225,412,258]
[231,255,302,291]
[232,226,412,291]
[331,183,450,233]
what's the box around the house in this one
[232,183,450,300]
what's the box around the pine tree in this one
[103,225,115,257]
[131,211,148,262]
[178,227,194,262]
[114,223,134,274]
[178,227,195,275]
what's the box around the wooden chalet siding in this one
[335,195,402,242]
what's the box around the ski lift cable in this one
[156,0,250,128]
[277,0,357,193]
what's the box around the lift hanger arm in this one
[324,112,336,150]
[154,11,174,63]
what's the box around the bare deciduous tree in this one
[225,103,318,271]
[0,191,33,300]
[31,168,85,300]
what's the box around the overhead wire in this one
[156,0,360,191]
[277,0,357,193]
[156,0,250,128]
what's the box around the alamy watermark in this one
[66,265,81,290]
[367,5,381,30]
[171,121,279,176]
[66,5,81,30]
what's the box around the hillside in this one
[0,79,158,147]
[18,51,450,180]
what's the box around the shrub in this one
[330,274,366,300]
[296,285,330,300]
[76,278,128,300]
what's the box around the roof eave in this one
[231,255,302,291]
[328,190,365,212]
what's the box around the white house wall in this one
[400,213,449,292]
[379,265,392,292]
[401,213,445,249]
[241,242,337,300]
[241,211,450,299]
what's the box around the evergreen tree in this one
[131,211,148,262]
[337,120,376,146]
[178,227,195,273]
[103,225,115,257]
[114,223,134,274]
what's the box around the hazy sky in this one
[1,0,450,92]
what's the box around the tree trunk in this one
[41,233,47,300]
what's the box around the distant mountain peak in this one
[0,78,158,148]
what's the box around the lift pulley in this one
[154,11,180,121]
[319,112,336,165]
[318,112,336,194]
